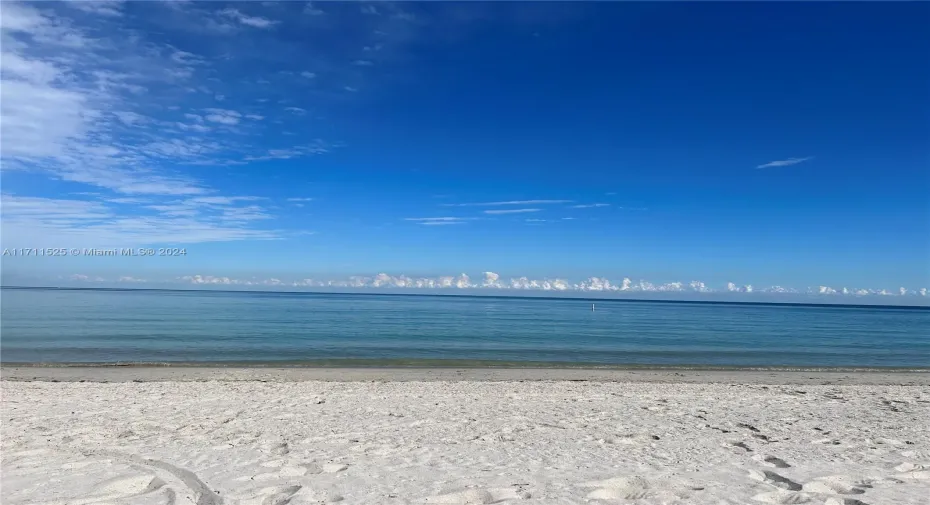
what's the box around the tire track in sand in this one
[85,450,222,505]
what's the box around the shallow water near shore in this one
[2,287,928,368]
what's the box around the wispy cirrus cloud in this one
[570,203,609,209]
[219,8,277,29]
[203,108,241,125]
[1,194,281,246]
[405,217,473,225]
[67,1,124,17]
[360,4,380,16]
[242,141,333,162]
[484,208,541,215]
[756,157,813,169]
[443,199,571,207]
[0,2,327,181]
[0,2,333,245]
[304,3,325,16]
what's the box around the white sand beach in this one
[2,369,929,505]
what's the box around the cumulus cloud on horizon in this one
[55,272,929,298]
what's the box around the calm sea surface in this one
[2,288,928,369]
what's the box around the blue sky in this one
[1,1,928,300]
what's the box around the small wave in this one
[3,360,928,373]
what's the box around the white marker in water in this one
[591,303,595,311]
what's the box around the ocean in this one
[1,287,928,369]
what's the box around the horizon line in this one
[3,285,928,311]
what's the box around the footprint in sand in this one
[301,463,325,475]
[242,484,345,505]
[263,485,302,505]
[823,499,870,505]
[752,454,791,468]
[237,461,347,483]
[256,461,311,478]
[241,484,302,505]
[900,449,930,459]
[579,475,706,502]
[26,472,182,505]
[265,442,290,456]
[748,470,802,491]
[59,460,99,471]
[800,475,868,495]
[751,490,813,504]
[322,464,348,473]
[894,462,927,472]
[729,441,754,453]
[580,476,656,500]
[90,475,175,505]
[279,465,309,477]
[6,449,65,471]
[422,487,526,504]
[893,462,930,480]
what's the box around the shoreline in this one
[3,365,929,385]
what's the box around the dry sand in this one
[2,369,929,504]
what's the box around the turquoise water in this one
[1,287,928,368]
